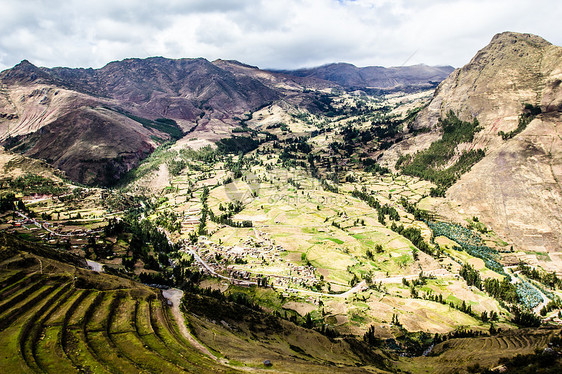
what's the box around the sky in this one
[0,0,561,71]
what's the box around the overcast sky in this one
[0,0,560,71]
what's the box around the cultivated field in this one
[0,239,237,374]
[398,327,561,373]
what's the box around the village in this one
[180,228,324,296]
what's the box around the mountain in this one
[0,57,451,186]
[386,32,562,260]
[46,57,282,124]
[0,58,293,185]
[275,63,454,89]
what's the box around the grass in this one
[204,167,435,285]
[183,293,390,373]
[0,240,237,374]
[134,299,203,369]
[229,286,285,312]
[36,325,79,373]
[7,155,509,359]
[323,237,344,245]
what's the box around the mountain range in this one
[274,63,454,89]
[0,58,451,186]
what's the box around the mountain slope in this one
[47,57,282,126]
[388,32,562,262]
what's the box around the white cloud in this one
[0,0,561,71]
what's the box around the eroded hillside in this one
[383,32,562,262]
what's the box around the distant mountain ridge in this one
[274,63,454,89]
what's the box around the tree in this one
[304,313,313,328]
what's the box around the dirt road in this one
[161,288,225,363]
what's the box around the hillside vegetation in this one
[391,31,562,255]
[397,111,485,196]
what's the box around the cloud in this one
[0,0,561,71]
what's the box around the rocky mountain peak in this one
[465,31,552,70]
[490,31,551,47]
[0,59,54,85]
[383,31,562,256]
